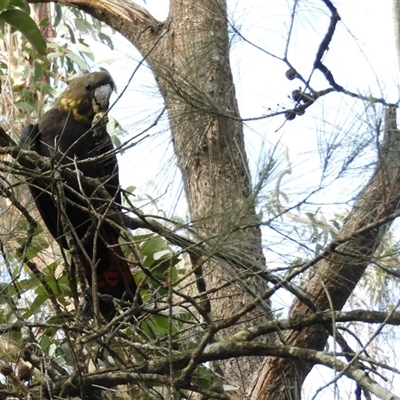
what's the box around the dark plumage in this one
[19,72,138,321]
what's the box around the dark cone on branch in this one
[17,364,31,382]
[0,365,12,376]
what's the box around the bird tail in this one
[78,233,139,320]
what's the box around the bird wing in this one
[19,123,64,243]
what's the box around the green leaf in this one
[33,61,43,82]
[0,282,17,299]
[111,134,121,148]
[191,366,214,389]
[72,42,92,53]
[0,1,9,12]
[141,237,168,256]
[64,22,76,43]
[60,342,75,365]
[125,185,137,195]
[9,0,30,14]
[74,18,93,34]
[153,249,172,260]
[98,32,114,50]
[305,212,317,224]
[65,50,88,70]
[53,3,62,27]
[56,275,71,296]
[22,235,49,259]
[40,334,51,352]
[0,9,46,55]
[23,294,47,318]
[19,276,41,292]
[34,82,57,96]
[16,88,35,105]
[151,258,180,280]
[133,234,154,244]
[39,17,49,27]
[16,219,30,235]
[142,314,169,336]
[14,102,34,112]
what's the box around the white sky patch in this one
[88,1,399,219]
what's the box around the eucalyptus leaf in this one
[0,1,9,12]
[9,0,29,13]
[0,9,46,55]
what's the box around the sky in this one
[86,1,399,398]
[91,1,399,214]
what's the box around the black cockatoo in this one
[19,71,139,321]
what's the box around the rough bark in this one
[154,1,270,392]
[392,0,400,72]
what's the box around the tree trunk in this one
[251,107,400,399]
[148,0,271,393]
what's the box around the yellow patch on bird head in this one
[58,96,94,124]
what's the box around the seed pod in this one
[295,106,305,116]
[292,89,303,102]
[0,364,13,376]
[17,365,31,382]
[285,110,296,121]
[285,68,298,80]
